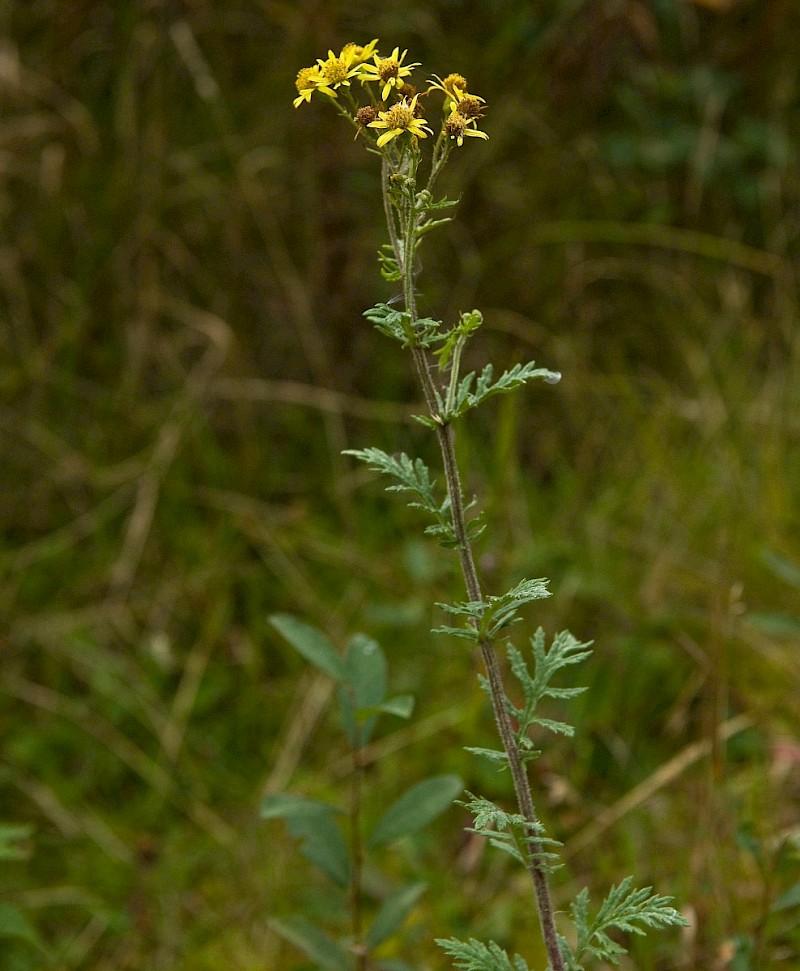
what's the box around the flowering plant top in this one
[293,40,488,157]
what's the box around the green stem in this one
[384,172,566,971]
[351,732,367,970]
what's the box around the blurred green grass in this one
[1,1,799,968]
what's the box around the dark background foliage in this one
[1,1,799,968]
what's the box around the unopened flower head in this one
[361,48,421,101]
[369,95,432,148]
[355,105,378,127]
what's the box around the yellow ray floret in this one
[360,47,420,101]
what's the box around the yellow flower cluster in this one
[293,41,488,151]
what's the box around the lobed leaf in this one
[443,360,562,421]
[570,877,689,966]
[436,937,529,971]
[344,448,439,515]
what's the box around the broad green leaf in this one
[0,903,47,952]
[338,634,386,746]
[260,795,349,887]
[369,774,463,848]
[772,881,800,912]
[0,824,32,862]
[761,549,800,589]
[366,882,427,949]
[747,612,800,638]
[268,916,350,971]
[374,694,415,719]
[269,614,346,680]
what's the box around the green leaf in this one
[0,824,32,862]
[761,549,800,589]
[0,903,48,952]
[367,694,415,719]
[772,881,800,912]
[746,612,800,638]
[437,579,551,643]
[443,360,561,421]
[369,774,463,848]
[366,881,427,949]
[338,634,387,746]
[435,310,483,371]
[463,746,509,767]
[436,937,529,971]
[362,304,443,348]
[260,795,349,887]
[268,916,350,971]
[503,630,592,747]
[570,877,689,966]
[344,448,440,514]
[269,614,346,681]
[459,792,560,870]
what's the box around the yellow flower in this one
[293,65,322,107]
[313,49,363,98]
[438,73,469,96]
[444,108,489,148]
[427,73,486,112]
[340,39,379,65]
[368,95,432,148]
[360,48,420,101]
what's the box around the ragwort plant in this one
[273,40,689,970]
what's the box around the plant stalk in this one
[384,166,566,971]
[351,732,367,970]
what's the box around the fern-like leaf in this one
[436,937,530,971]
[436,579,551,644]
[443,361,561,420]
[344,448,438,513]
[505,630,592,747]
[570,877,689,967]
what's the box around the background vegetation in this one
[2,0,799,968]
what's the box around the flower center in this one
[442,73,467,94]
[457,95,483,119]
[445,112,467,138]
[323,58,349,84]
[377,58,400,82]
[384,103,414,129]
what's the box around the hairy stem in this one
[383,169,566,971]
